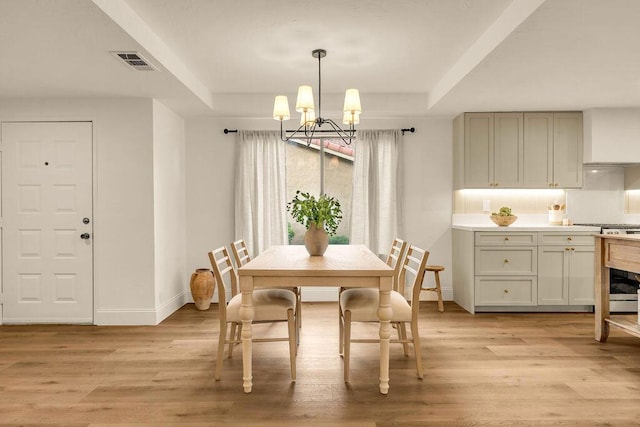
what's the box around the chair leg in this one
[295,311,300,352]
[287,309,297,381]
[410,319,424,379]
[343,310,352,383]
[215,321,227,381]
[228,322,237,358]
[296,289,302,329]
[398,322,409,357]
[434,271,444,312]
[339,304,344,356]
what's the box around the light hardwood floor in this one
[2,302,640,426]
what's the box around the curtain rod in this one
[223,127,416,135]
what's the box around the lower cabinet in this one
[475,276,537,306]
[452,229,595,313]
[538,245,595,305]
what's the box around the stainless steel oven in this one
[575,224,640,312]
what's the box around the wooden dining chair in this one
[339,244,429,382]
[338,238,408,355]
[231,239,302,331]
[208,246,297,381]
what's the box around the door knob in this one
[80,233,91,240]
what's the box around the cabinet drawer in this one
[476,232,537,246]
[538,232,595,246]
[475,247,537,275]
[475,276,537,306]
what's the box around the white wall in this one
[184,116,454,301]
[185,118,236,285]
[0,98,157,324]
[397,117,453,299]
[152,100,188,322]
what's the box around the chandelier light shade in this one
[343,88,362,114]
[272,48,361,144]
[272,95,291,121]
[295,85,315,112]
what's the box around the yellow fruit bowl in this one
[490,215,518,227]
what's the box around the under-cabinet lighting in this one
[457,189,565,198]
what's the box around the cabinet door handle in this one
[504,237,510,241]
[570,247,575,251]
[567,237,572,241]
[565,247,570,251]
[504,289,509,294]
[504,259,509,263]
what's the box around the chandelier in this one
[272,49,361,145]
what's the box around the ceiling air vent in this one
[111,51,158,71]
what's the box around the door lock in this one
[83,217,90,224]
[80,233,91,240]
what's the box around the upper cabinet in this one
[459,112,523,188]
[552,113,583,188]
[523,113,553,187]
[454,111,583,189]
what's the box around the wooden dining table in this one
[237,244,394,394]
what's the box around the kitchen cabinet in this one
[459,112,523,188]
[523,113,553,187]
[537,233,595,305]
[552,113,584,188]
[452,228,595,313]
[473,231,537,307]
[454,111,583,189]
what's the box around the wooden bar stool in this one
[423,265,445,312]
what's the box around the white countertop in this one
[452,224,601,232]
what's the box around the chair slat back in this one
[397,245,429,310]
[208,246,240,323]
[386,238,408,292]
[231,239,252,268]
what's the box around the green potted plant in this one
[287,191,343,255]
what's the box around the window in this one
[285,138,354,244]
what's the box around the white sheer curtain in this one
[234,130,288,255]
[349,129,403,256]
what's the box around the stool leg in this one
[434,271,444,312]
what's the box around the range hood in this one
[583,108,640,164]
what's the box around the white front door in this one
[2,122,93,323]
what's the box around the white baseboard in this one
[96,291,189,325]
[156,292,188,324]
[1,317,93,324]
[95,308,159,325]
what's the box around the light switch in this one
[482,200,491,213]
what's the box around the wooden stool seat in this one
[423,265,445,312]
